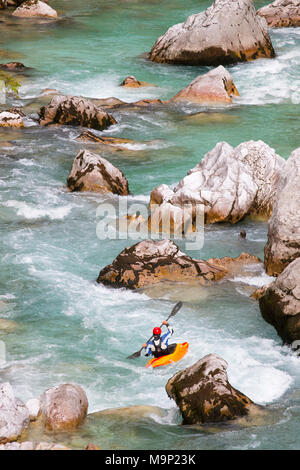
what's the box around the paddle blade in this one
[127,349,142,360]
[169,301,183,319]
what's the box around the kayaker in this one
[143,321,176,358]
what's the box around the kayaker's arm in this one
[143,341,153,357]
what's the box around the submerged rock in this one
[39,383,88,431]
[0,383,30,443]
[97,239,260,290]
[257,0,300,28]
[120,75,155,88]
[166,354,255,424]
[38,95,116,131]
[149,140,284,225]
[259,258,300,344]
[12,0,57,18]
[76,130,135,150]
[149,0,275,65]
[0,318,18,332]
[67,149,130,195]
[0,111,24,128]
[169,66,239,105]
[264,147,300,276]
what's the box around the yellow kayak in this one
[146,342,189,368]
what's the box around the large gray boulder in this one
[166,354,256,424]
[38,95,116,131]
[257,0,300,28]
[264,147,300,276]
[149,0,275,65]
[149,140,285,225]
[67,149,130,195]
[0,383,30,444]
[259,258,300,344]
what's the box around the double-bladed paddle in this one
[127,301,183,359]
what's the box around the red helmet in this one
[153,327,161,336]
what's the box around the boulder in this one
[264,147,300,276]
[0,62,27,72]
[166,354,255,424]
[97,239,227,289]
[149,0,275,65]
[149,140,284,225]
[0,383,30,443]
[12,0,57,18]
[259,258,300,344]
[67,149,130,195]
[97,239,260,290]
[257,0,300,28]
[39,383,88,431]
[0,111,24,128]
[169,66,239,104]
[120,76,154,88]
[38,95,116,130]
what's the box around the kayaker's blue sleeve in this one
[144,341,153,356]
[161,325,174,347]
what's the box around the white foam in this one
[3,200,73,220]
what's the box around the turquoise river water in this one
[0,0,299,450]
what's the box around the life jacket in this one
[152,338,167,358]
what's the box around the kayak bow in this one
[146,342,189,368]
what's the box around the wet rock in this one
[166,354,255,424]
[120,75,155,88]
[39,383,88,431]
[85,443,100,450]
[206,252,262,275]
[257,0,300,28]
[76,130,134,150]
[264,147,300,276]
[96,239,258,290]
[67,149,130,195]
[12,0,57,18]
[149,140,284,225]
[0,382,30,443]
[169,66,239,105]
[149,0,275,65]
[38,95,116,131]
[0,111,24,128]
[259,258,300,344]
[0,62,27,72]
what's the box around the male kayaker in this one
[143,321,176,358]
